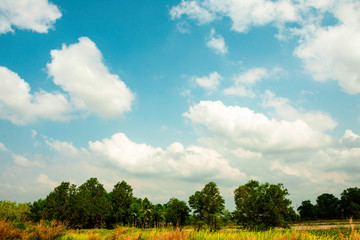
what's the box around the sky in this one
[1,0,360,210]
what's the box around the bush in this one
[0,200,30,222]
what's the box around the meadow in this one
[1,218,359,240]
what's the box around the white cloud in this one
[223,67,268,98]
[195,71,222,92]
[0,66,73,125]
[295,19,360,94]
[0,0,61,34]
[263,90,337,132]
[47,37,135,118]
[206,29,228,55]
[171,1,360,95]
[234,67,268,85]
[12,154,42,167]
[170,0,298,33]
[88,132,245,182]
[223,86,255,98]
[170,0,214,24]
[37,174,58,189]
[184,100,333,153]
[340,130,360,148]
[0,142,8,152]
[45,138,82,158]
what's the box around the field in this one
[1,219,360,240]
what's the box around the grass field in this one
[2,219,360,239]
[58,220,360,240]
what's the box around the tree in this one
[165,198,190,228]
[140,197,153,228]
[43,182,77,223]
[74,178,111,228]
[340,187,360,219]
[298,200,316,220]
[109,180,133,226]
[315,193,340,219]
[152,204,165,228]
[28,199,46,222]
[189,182,225,231]
[233,180,294,230]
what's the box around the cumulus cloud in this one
[223,68,268,98]
[294,4,360,94]
[183,100,333,154]
[37,174,58,189]
[194,71,222,92]
[0,142,8,152]
[206,29,228,55]
[170,0,298,33]
[12,154,42,167]
[340,130,360,148]
[170,0,214,24]
[171,1,360,95]
[47,37,135,118]
[0,66,73,125]
[45,138,83,158]
[88,132,245,182]
[263,90,337,132]
[0,0,61,34]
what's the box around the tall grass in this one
[60,222,360,240]
[2,218,358,239]
[0,218,66,240]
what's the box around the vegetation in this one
[2,178,360,239]
[188,182,225,231]
[298,187,360,220]
[233,180,295,230]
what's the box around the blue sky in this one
[1,0,360,210]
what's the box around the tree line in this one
[297,187,360,220]
[2,178,359,231]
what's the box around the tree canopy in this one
[189,181,225,231]
[233,180,295,230]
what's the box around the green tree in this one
[137,197,153,228]
[109,180,133,226]
[74,178,111,228]
[152,203,165,228]
[233,180,294,230]
[165,198,190,228]
[29,198,46,222]
[298,200,316,220]
[43,182,77,223]
[340,187,360,219]
[129,197,142,227]
[189,182,225,231]
[315,193,340,219]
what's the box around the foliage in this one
[165,198,190,227]
[189,182,225,231]
[109,181,133,226]
[0,218,66,240]
[316,193,340,220]
[0,200,30,222]
[233,180,294,230]
[298,200,317,220]
[73,178,111,229]
[341,187,360,219]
